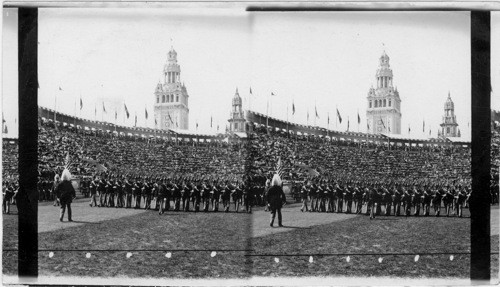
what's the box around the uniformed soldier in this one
[222,181,231,212]
[97,176,106,207]
[368,184,378,219]
[336,182,344,213]
[53,174,61,206]
[212,180,220,212]
[158,178,168,215]
[300,182,309,212]
[433,185,444,216]
[422,185,432,216]
[455,185,467,217]
[393,184,402,216]
[89,176,98,207]
[443,185,453,217]
[344,183,353,214]
[172,180,181,211]
[133,178,142,209]
[124,177,133,208]
[327,182,335,213]
[354,184,363,214]
[182,181,191,211]
[192,182,201,212]
[412,185,421,216]
[115,178,124,208]
[202,181,211,212]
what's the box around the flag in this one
[145,108,148,119]
[250,87,252,95]
[271,92,276,96]
[408,125,411,133]
[357,112,361,124]
[276,157,284,178]
[196,122,199,129]
[423,120,425,132]
[347,117,350,131]
[315,106,319,119]
[210,116,213,128]
[176,121,178,128]
[429,129,431,136]
[155,118,157,125]
[135,114,137,126]
[80,97,83,110]
[102,102,106,113]
[59,87,63,91]
[307,110,309,122]
[336,108,342,124]
[367,122,370,130]
[388,126,391,132]
[168,113,174,124]
[94,104,97,116]
[124,103,130,119]
[2,116,5,124]
[327,113,330,125]
[115,110,117,120]
[217,124,219,131]
[380,117,386,129]
[3,125,8,134]
[292,101,295,115]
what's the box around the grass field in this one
[2,199,499,280]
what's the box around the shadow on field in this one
[278,225,311,229]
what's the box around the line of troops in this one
[78,175,266,214]
[296,180,471,218]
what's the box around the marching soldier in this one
[97,176,106,207]
[368,184,378,219]
[212,180,220,212]
[412,185,421,216]
[222,181,231,212]
[393,184,402,216]
[455,185,467,217]
[158,178,168,215]
[433,185,444,216]
[422,185,432,216]
[182,181,191,212]
[354,183,363,214]
[89,176,98,207]
[344,183,353,214]
[133,177,142,209]
[172,180,181,211]
[300,182,309,212]
[124,177,133,208]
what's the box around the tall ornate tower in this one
[228,88,246,132]
[440,92,459,137]
[366,51,402,134]
[154,47,189,130]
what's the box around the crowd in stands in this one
[1,116,499,215]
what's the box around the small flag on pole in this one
[102,102,106,113]
[327,113,330,125]
[145,108,148,119]
[347,117,350,131]
[124,103,130,119]
[168,113,174,124]
[271,92,276,96]
[357,112,361,124]
[59,87,63,91]
[80,97,83,110]
[367,122,370,131]
[292,101,295,115]
[380,117,386,129]
[336,108,342,124]
[408,125,411,133]
[210,116,213,128]
[155,118,157,125]
[423,120,425,132]
[249,87,252,95]
[115,110,117,120]
[134,114,137,126]
[315,106,319,119]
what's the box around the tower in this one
[440,92,459,137]
[154,47,189,130]
[366,51,402,134]
[228,88,246,132]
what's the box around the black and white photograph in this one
[1,3,499,285]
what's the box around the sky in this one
[3,8,499,139]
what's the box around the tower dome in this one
[168,47,177,61]
[444,92,454,110]
[232,88,242,106]
[379,51,390,66]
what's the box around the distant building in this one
[154,47,189,130]
[440,92,460,137]
[228,88,246,133]
[366,51,402,134]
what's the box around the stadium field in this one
[2,199,499,280]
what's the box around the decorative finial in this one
[236,87,239,94]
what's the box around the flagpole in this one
[54,89,57,130]
[314,100,316,127]
[266,93,269,134]
[286,102,289,136]
[336,104,338,130]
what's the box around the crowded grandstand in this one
[2,107,499,216]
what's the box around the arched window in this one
[171,94,174,102]
[383,99,386,107]
[162,95,165,103]
[234,123,238,130]
[369,101,372,108]
[446,127,450,134]
[157,95,159,103]
[374,101,378,108]
[389,100,391,107]
[176,95,179,102]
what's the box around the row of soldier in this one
[81,175,264,214]
[297,180,471,218]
